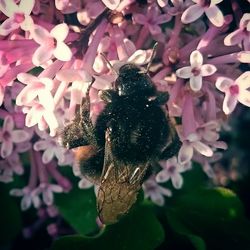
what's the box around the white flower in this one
[156,157,189,189]
[0,116,29,158]
[176,50,217,91]
[143,177,172,206]
[181,0,224,27]
[215,72,250,114]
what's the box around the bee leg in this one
[160,123,182,160]
[99,89,118,103]
[61,80,98,149]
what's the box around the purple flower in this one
[133,5,171,36]
[0,116,29,158]
[215,72,250,114]
[0,0,35,36]
[31,24,72,66]
[143,177,172,206]
[176,50,217,91]
[181,0,224,27]
[224,13,250,51]
[156,157,189,189]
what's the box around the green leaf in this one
[167,187,250,250]
[0,184,22,244]
[54,187,98,235]
[51,203,164,250]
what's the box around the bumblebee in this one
[61,50,181,225]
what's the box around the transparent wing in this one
[97,129,149,225]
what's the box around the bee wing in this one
[97,130,149,225]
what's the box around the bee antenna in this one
[145,42,158,74]
[100,53,118,75]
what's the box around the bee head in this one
[115,63,155,97]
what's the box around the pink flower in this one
[133,5,171,36]
[16,73,55,109]
[35,183,63,206]
[23,102,59,136]
[176,50,217,91]
[142,177,172,206]
[181,0,224,27]
[0,0,35,36]
[224,13,250,51]
[178,132,213,165]
[31,24,72,66]
[156,157,188,189]
[215,72,250,114]
[0,116,29,158]
[34,134,68,164]
[10,187,41,211]
[55,0,81,14]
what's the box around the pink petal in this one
[43,111,59,131]
[156,170,170,183]
[10,189,23,197]
[16,85,40,105]
[32,195,41,208]
[32,46,53,66]
[238,90,250,107]
[236,71,250,90]
[133,13,147,24]
[190,75,202,91]
[0,0,18,16]
[42,149,54,164]
[223,92,238,114]
[171,173,183,189]
[3,115,14,131]
[38,90,55,111]
[21,15,34,31]
[21,195,32,211]
[211,0,223,4]
[12,130,30,143]
[43,188,53,205]
[20,0,35,15]
[56,69,82,82]
[215,77,233,92]
[151,193,164,206]
[32,25,51,44]
[50,184,63,193]
[155,14,171,24]
[181,4,204,24]
[240,13,250,28]
[192,141,213,157]
[53,42,72,61]
[176,66,192,79]
[158,186,172,197]
[203,130,219,142]
[201,64,217,76]
[190,50,203,67]
[25,107,43,127]
[17,73,37,85]
[178,143,193,165]
[50,23,69,41]
[148,24,162,35]
[1,140,13,158]
[224,30,243,46]
[101,0,120,10]
[0,17,19,36]
[205,5,224,27]
[128,50,147,65]
[33,141,47,151]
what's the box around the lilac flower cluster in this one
[0,0,250,221]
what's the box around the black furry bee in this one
[61,48,181,225]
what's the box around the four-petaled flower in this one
[31,23,72,66]
[0,116,29,158]
[176,50,217,91]
[181,0,224,27]
[142,177,172,206]
[133,5,171,35]
[224,13,250,51]
[0,0,35,36]
[215,72,250,115]
[156,157,188,189]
